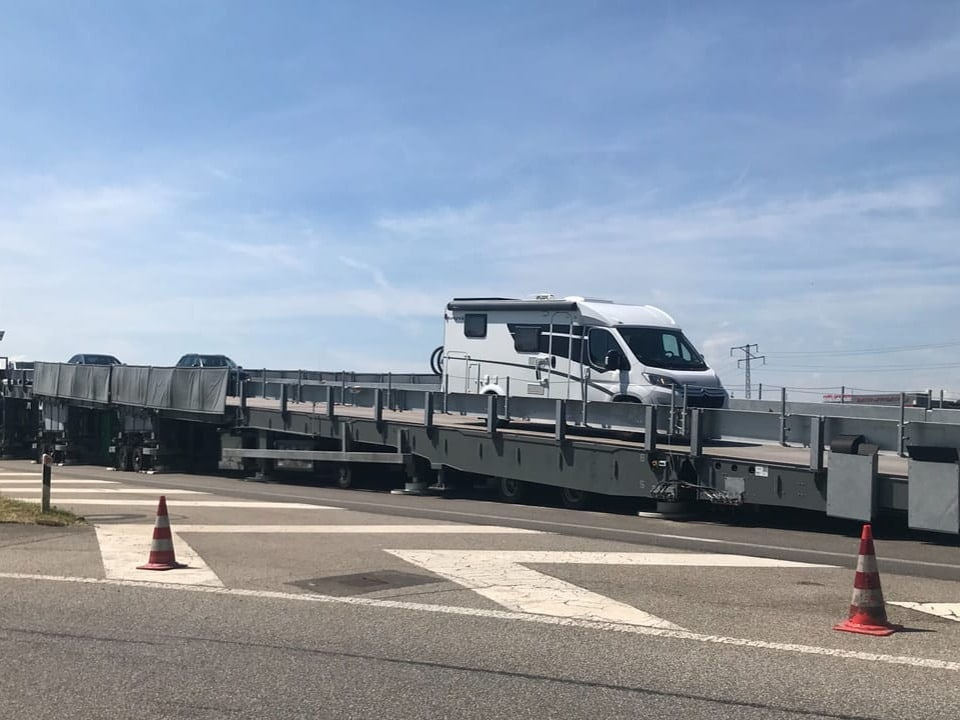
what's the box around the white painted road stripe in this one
[1,572,956,672]
[0,487,207,495]
[174,525,543,534]
[0,472,117,478]
[890,602,960,622]
[389,549,835,568]
[387,551,833,631]
[0,478,119,485]
[8,498,338,509]
[386,550,682,630]
[94,525,223,587]
[255,491,960,573]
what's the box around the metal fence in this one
[16,362,960,456]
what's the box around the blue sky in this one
[1,1,959,398]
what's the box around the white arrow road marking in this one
[94,524,224,587]
[388,550,833,630]
[890,602,960,622]
[9,498,337,508]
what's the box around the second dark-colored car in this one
[67,354,122,366]
[175,354,239,369]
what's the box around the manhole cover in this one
[289,570,439,596]
[84,514,148,523]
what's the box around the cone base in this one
[833,619,902,636]
[137,561,187,571]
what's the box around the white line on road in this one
[389,550,833,567]
[386,550,833,630]
[0,478,119,485]
[174,525,543,534]
[8,498,339,509]
[386,549,683,629]
[2,571,957,672]
[305,495,960,573]
[890,602,960,622]
[24,473,956,574]
[94,525,223,587]
[0,487,207,494]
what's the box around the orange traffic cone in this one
[834,524,901,636]
[137,496,187,571]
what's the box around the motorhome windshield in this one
[617,327,708,371]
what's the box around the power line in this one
[766,340,960,357]
[730,344,765,399]
[754,361,960,372]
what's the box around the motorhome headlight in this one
[643,373,677,388]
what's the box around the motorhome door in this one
[545,314,575,400]
[443,351,474,394]
[585,327,628,401]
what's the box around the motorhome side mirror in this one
[604,350,625,372]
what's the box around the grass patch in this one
[0,495,86,526]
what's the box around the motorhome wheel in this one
[560,487,592,510]
[497,476,527,503]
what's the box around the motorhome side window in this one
[511,326,541,353]
[588,329,619,368]
[463,313,487,338]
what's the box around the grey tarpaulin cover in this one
[33,363,228,414]
[33,363,110,404]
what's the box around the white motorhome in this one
[438,295,728,407]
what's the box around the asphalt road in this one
[2,460,959,719]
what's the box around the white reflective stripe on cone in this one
[851,587,885,607]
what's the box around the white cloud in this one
[204,165,239,182]
[844,31,960,95]
[373,177,960,393]
[0,172,446,367]
[0,179,181,256]
[37,184,176,218]
[338,255,390,290]
[3,164,959,394]
[375,177,956,271]
[376,204,490,237]
[217,239,303,269]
